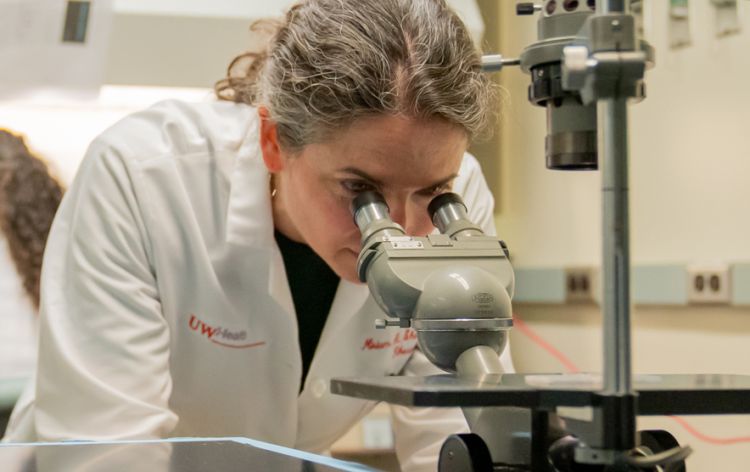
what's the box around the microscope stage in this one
[331,373,750,415]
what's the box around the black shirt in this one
[274,230,340,389]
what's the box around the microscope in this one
[332,1,750,470]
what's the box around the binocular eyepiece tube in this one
[351,191,391,233]
[351,191,482,239]
[427,193,471,235]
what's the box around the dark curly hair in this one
[0,130,65,310]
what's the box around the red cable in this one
[512,314,580,374]
[513,312,750,445]
[667,415,750,445]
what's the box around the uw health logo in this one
[188,314,266,349]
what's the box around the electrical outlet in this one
[687,264,731,305]
[566,267,597,303]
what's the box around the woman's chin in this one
[331,249,364,284]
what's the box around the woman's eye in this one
[341,180,376,193]
[422,184,450,196]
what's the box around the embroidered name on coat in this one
[361,328,417,357]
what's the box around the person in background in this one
[0,130,64,434]
[3,1,514,470]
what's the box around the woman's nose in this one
[386,197,407,228]
[388,200,428,236]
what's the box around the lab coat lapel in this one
[223,116,295,317]
[224,111,274,248]
[317,279,372,348]
[267,245,296,321]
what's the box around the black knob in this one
[516,2,538,15]
[438,434,493,472]
[499,240,510,259]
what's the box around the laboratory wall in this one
[494,2,750,471]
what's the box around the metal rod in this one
[597,0,629,14]
[481,54,521,72]
[455,345,504,380]
[599,97,632,396]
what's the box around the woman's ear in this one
[258,106,284,173]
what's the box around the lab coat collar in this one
[224,113,275,248]
[223,121,298,336]
[222,111,373,330]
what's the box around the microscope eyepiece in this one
[427,193,466,221]
[351,191,388,217]
[428,193,484,238]
[351,190,402,239]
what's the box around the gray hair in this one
[215,0,496,151]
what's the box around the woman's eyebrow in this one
[338,167,382,185]
[423,174,459,188]
[338,167,459,189]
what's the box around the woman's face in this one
[262,112,468,283]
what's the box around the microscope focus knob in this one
[439,434,493,472]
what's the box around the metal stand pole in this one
[597,0,637,453]
[599,97,632,397]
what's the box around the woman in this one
[4,0,512,470]
[0,130,64,432]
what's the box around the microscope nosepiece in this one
[412,266,513,372]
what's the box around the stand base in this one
[331,373,750,415]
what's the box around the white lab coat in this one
[3,100,512,471]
